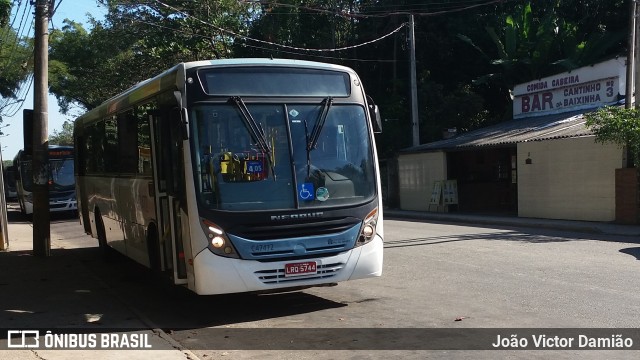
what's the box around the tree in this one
[234,0,357,58]
[0,0,10,27]
[0,23,32,117]
[48,19,140,112]
[49,1,255,113]
[458,1,624,122]
[49,121,74,146]
[585,106,640,168]
[45,0,629,157]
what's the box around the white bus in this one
[74,59,383,295]
[13,145,77,215]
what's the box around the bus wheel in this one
[147,225,161,272]
[95,209,111,259]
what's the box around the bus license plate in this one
[284,261,317,277]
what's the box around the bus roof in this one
[13,145,73,160]
[180,58,354,72]
[76,58,357,123]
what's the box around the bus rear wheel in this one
[147,225,161,272]
[95,209,112,259]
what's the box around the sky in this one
[1,0,107,162]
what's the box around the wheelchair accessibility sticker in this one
[298,183,315,201]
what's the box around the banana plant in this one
[458,1,620,92]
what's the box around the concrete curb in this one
[384,209,640,238]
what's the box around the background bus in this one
[74,58,384,295]
[3,165,17,200]
[13,145,77,215]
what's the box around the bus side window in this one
[86,121,105,174]
[76,135,85,176]
[136,108,153,176]
[168,107,184,195]
[118,110,138,174]
[104,116,118,174]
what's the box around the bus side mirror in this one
[369,104,382,134]
[180,108,189,140]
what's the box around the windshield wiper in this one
[307,97,333,151]
[228,96,276,180]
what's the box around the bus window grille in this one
[231,217,360,241]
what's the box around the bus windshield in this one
[18,157,74,192]
[192,102,376,211]
[50,158,75,190]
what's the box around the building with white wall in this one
[396,58,630,222]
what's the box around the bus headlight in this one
[201,219,239,258]
[356,207,378,247]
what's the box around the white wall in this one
[398,152,447,211]
[517,137,625,221]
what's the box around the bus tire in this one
[147,224,161,272]
[95,209,111,260]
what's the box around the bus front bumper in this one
[191,236,383,295]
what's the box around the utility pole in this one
[627,0,636,109]
[33,0,50,257]
[0,152,8,251]
[409,15,419,147]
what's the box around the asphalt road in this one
[44,214,640,359]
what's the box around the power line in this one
[242,0,513,18]
[2,74,33,118]
[131,16,401,63]
[238,42,404,63]
[362,0,511,17]
[0,0,35,116]
[153,0,406,53]
[0,0,33,71]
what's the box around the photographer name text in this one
[492,334,633,349]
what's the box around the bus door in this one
[149,108,188,284]
[74,135,91,234]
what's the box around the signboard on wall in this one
[429,180,458,207]
[443,180,458,205]
[429,181,442,205]
[512,58,626,119]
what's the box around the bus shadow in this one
[0,245,346,335]
[1,211,348,337]
[69,245,347,329]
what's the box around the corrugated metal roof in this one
[401,108,599,153]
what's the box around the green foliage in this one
[47,0,628,156]
[235,0,356,57]
[0,0,10,27]
[585,106,640,168]
[460,1,619,90]
[49,121,74,146]
[0,24,32,104]
[454,0,624,129]
[49,0,255,113]
[49,18,155,112]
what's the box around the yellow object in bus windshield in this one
[220,151,267,182]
